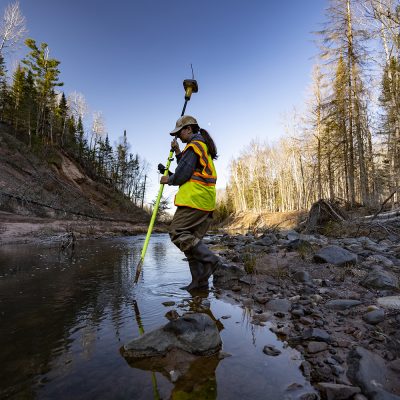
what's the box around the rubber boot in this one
[191,241,221,283]
[180,253,208,291]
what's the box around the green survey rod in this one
[134,149,174,283]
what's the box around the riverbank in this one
[208,230,400,399]
[2,209,400,398]
[0,211,167,245]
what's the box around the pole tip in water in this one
[134,259,144,283]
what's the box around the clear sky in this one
[5,0,327,206]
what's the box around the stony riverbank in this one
[207,230,400,400]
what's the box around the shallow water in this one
[0,234,315,399]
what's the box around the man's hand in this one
[160,176,169,184]
[158,163,166,174]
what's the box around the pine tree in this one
[102,134,113,180]
[10,63,25,134]
[76,116,86,160]
[316,0,371,205]
[23,69,37,146]
[66,115,76,152]
[0,52,8,122]
[55,92,68,146]
[22,38,63,143]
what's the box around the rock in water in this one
[262,344,281,356]
[122,313,222,359]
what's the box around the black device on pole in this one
[181,79,198,116]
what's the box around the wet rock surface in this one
[209,229,400,399]
[122,313,222,358]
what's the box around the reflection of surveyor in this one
[159,115,222,291]
[170,354,219,400]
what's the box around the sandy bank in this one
[0,211,166,245]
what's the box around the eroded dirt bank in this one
[0,211,166,245]
[0,126,151,241]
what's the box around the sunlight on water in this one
[0,234,315,399]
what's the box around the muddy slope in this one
[0,123,148,223]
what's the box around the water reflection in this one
[131,300,161,400]
[151,242,167,268]
[127,352,220,400]
[0,234,316,399]
[125,297,222,400]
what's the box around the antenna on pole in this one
[190,63,195,80]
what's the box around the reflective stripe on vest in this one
[174,140,217,211]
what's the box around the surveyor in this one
[159,115,221,291]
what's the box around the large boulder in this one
[313,245,357,266]
[122,313,222,359]
[347,347,400,399]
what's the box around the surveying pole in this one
[134,79,198,283]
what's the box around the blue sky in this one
[5,0,327,205]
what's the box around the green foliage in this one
[22,38,63,141]
[22,39,63,93]
[242,251,257,274]
[295,241,313,260]
[0,53,7,120]
[151,195,170,222]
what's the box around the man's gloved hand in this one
[158,163,172,176]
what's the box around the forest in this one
[1,1,399,218]
[219,0,400,217]
[0,2,148,208]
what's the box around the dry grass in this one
[226,210,306,232]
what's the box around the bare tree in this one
[90,111,105,152]
[67,91,88,121]
[0,1,27,55]
[66,91,88,145]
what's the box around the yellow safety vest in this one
[174,140,217,211]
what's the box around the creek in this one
[0,234,316,399]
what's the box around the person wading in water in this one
[159,115,222,291]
